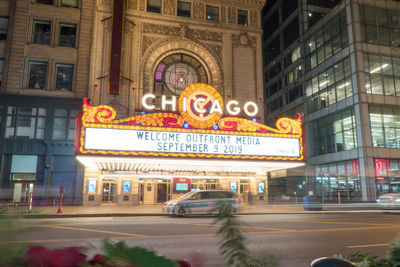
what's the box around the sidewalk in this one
[2,203,397,218]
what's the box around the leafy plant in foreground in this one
[212,202,277,267]
[387,233,400,267]
[102,239,179,267]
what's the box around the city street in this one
[10,212,400,266]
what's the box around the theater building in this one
[75,83,304,205]
[71,0,282,205]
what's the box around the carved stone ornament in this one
[193,2,205,19]
[208,44,222,61]
[142,23,180,36]
[187,28,222,42]
[140,0,145,11]
[232,32,256,49]
[180,24,189,38]
[250,10,258,26]
[102,18,112,32]
[164,0,176,15]
[106,97,129,119]
[142,23,222,42]
[228,7,236,24]
[221,6,226,23]
[124,19,136,33]
[142,35,160,54]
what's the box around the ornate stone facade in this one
[163,0,176,15]
[91,0,265,120]
[142,23,222,42]
[250,10,258,26]
[193,2,205,19]
[232,32,257,49]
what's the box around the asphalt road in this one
[9,213,400,266]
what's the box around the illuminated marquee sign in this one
[75,83,304,161]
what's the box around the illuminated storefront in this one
[75,83,305,205]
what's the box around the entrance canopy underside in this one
[76,156,305,174]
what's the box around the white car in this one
[377,193,400,209]
[163,190,241,216]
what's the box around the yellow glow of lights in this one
[77,156,305,174]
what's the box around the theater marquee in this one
[75,83,304,161]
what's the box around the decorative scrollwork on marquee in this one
[81,97,302,136]
[218,114,302,135]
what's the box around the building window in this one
[61,0,79,8]
[364,53,400,96]
[28,61,47,90]
[282,0,297,20]
[177,1,191,17]
[0,16,8,41]
[154,53,207,99]
[307,11,325,28]
[304,10,347,71]
[313,109,357,156]
[32,20,51,45]
[36,0,53,4]
[52,109,66,140]
[263,10,278,39]
[147,0,161,13]
[59,23,76,48]
[237,9,248,25]
[306,57,352,113]
[369,105,400,148]
[206,6,219,21]
[55,63,73,91]
[360,5,400,48]
[0,58,3,87]
[283,16,299,49]
[52,108,78,140]
[264,36,280,64]
[5,106,46,139]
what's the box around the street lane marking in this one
[12,237,105,243]
[173,221,297,232]
[38,224,149,238]
[347,243,389,248]
[289,219,400,227]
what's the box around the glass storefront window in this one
[312,160,361,201]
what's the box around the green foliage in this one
[244,255,278,267]
[103,239,179,267]
[387,233,400,266]
[0,216,28,267]
[213,203,249,267]
[347,252,390,266]
[346,234,400,267]
[212,202,277,267]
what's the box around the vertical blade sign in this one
[109,0,124,95]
